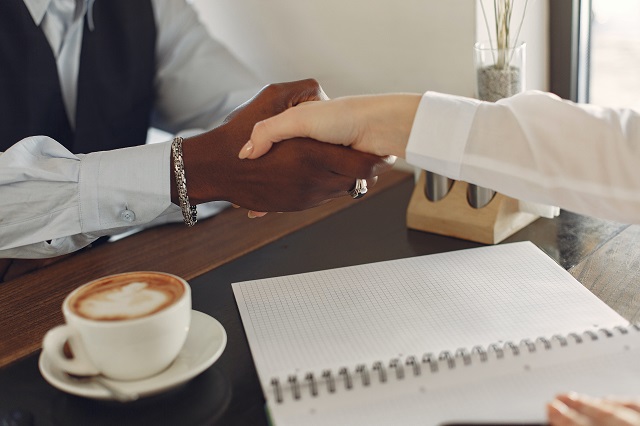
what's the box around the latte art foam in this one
[69,273,184,321]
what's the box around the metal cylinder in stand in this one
[466,185,496,209]
[424,172,453,202]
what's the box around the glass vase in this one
[468,41,526,208]
[475,41,526,101]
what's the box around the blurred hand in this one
[172,79,395,214]
[548,393,640,426]
[239,93,421,160]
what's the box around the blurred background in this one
[590,0,640,110]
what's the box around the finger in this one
[248,211,268,219]
[286,78,329,105]
[614,401,640,413]
[547,400,592,426]
[557,393,640,426]
[317,85,329,101]
[366,176,378,190]
[602,397,640,413]
[317,145,395,180]
[238,140,259,159]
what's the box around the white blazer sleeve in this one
[406,90,640,224]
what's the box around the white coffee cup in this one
[42,271,191,381]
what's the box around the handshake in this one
[171,79,408,217]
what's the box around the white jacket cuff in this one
[406,91,481,179]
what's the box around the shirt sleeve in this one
[0,137,177,258]
[406,90,640,224]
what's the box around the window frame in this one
[549,0,592,102]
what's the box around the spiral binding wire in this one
[269,324,639,403]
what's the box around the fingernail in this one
[567,392,598,405]
[550,400,569,414]
[566,391,580,401]
[238,141,254,159]
[248,211,256,219]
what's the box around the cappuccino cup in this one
[42,271,191,381]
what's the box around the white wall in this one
[476,0,549,91]
[192,1,548,171]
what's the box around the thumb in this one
[238,138,272,160]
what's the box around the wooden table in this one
[1,169,639,425]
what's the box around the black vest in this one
[0,0,156,153]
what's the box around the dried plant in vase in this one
[476,0,529,102]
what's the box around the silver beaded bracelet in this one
[171,136,197,227]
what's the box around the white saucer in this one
[39,310,227,400]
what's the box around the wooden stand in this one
[406,171,539,244]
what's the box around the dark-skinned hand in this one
[171,79,395,213]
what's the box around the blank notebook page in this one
[232,242,626,381]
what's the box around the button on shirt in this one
[1,0,261,258]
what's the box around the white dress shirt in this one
[0,0,262,258]
[407,91,640,224]
[37,0,91,128]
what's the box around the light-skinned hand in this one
[548,392,640,426]
[239,94,422,160]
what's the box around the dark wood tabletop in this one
[1,169,638,426]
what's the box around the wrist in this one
[395,94,422,159]
[171,127,228,205]
[171,137,198,227]
[362,94,420,159]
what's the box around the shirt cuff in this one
[78,141,173,233]
[406,91,481,179]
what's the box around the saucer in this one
[39,310,227,401]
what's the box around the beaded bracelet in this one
[171,136,197,227]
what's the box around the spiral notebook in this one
[232,242,640,426]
